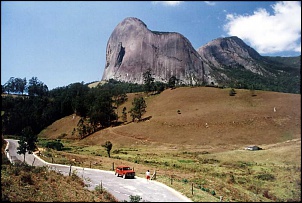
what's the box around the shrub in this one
[229,88,236,96]
[127,195,142,202]
[21,173,34,185]
[46,140,64,151]
[182,178,188,184]
[256,173,275,181]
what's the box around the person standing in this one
[146,170,150,181]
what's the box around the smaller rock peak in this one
[121,17,148,28]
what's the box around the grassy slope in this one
[37,86,301,202]
[56,86,300,148]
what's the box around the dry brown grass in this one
[42,87,300,148]
[1,140,118,202]
[36,86,301,202]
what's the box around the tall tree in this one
[87,88,117,128]
[143,68,155,94]
[122,107,127,123]
[129,96,147,122]
[17,126,38,163]
[4,77,15,94]
[102,141,113,158]
[168,76,177,89]
[14,77,27,95]
[28,77,48,97]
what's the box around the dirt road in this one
[4,139,192,202]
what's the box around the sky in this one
[1,1,301,90]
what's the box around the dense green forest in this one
[1,75,170,138]
[211,56,301,94]
[1,78,145,137]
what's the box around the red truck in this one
[115,165,135,179]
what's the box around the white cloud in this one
[223,1,301,54]
[204,1,216,6]
[152,1,183,6]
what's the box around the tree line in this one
[1,70,176,137]
[2,77,48,96]
[1,70,176,161]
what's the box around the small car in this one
[115,165,135,179]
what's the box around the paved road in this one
[4,139,192,202]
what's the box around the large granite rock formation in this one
[102,17,215,85]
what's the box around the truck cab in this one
[115,165,135,179]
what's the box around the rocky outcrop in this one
[197,36,267,75]
[102,17,215,85]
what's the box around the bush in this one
[125,195,142,202]
[229,88,236,96]
[182,178,188,184]
[256,173,275,181]
[46,140,64,151]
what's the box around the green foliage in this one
[256,173,275,181]
[129,97,147,122]
[17,138,27,162]
[3,77,27,95]
[168,76,178,89]
[28,77,49,97]
[125,195,142,202]
[153,81,167,94]
[143,68,155,93]
[214,61,300,94]
[17,126,38,162]
[45,140,64,151]
[122,107,127,123]
[182,178,188,184]
[102,141,113,158]
[229,88,236,96]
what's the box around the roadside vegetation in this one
[1,139,118,202]
[30,137,301,202]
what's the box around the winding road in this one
[4,139,192,202]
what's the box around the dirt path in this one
[4,139,193,202]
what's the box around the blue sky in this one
[1,1,301,90]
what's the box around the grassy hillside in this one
[41,86,300,148]
[36,86,301,202]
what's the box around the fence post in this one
[52,157,54,163]
[151,170,156,180]
[171,176,173,185]
[69,164,72,176]
[192,183,194,195]
[90,161,91,168]
[112,162,114,171]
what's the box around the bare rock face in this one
[102,17,214,85]
[197,36,267,75]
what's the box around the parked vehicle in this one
[115,165,135,179]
